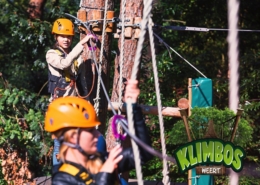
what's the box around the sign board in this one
[196,166,226,175]
[173,138,246,173]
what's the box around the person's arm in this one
[98,80,153,174]
[117,79,153,172]
[116,104,153,172]
[46,35,94,70]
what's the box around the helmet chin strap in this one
[60,128,95,159]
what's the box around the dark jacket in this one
[51,105,153,185]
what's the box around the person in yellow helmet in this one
[44,79,153,185]
[46,18,97,174]
[46,18,94,102]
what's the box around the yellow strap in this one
[74,60,79,72]
[59,163,93,184]
[64,70,71,82]
[59,163,79,176]
[55,49,63,56]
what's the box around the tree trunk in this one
[27,0,46,19]
[106,0,144,181]
[79,0,114,135]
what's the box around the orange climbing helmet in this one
[52,18,75,36]
[44,96,100,133]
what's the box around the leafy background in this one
[0,0,260,184]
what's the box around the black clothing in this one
[51,105,153,185]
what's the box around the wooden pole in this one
[188,78,192,116]
[179,109,192,141]
[79,0,114,135]
[188,78,192,185]
[230,108,243,142]
[108,102,182,117]
[107,0,144,181]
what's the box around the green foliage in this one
[214,175,260,185]
[169,107,253,147]
[137,0,260,182]
[0,0,80,92]
[0,85,51,177]
[0,0,259,183]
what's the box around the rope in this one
[65,11,178,183]
[114,0,127,146]
[227,0,240,184]
[148,17,170,185]
[228,0,240,112]
[126,0,154,184]
[118,0,127,115]
[131,0,152,80]
[79,0,83,7]
[93,0,109,115]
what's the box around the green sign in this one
[173,138,246,173]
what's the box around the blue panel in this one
[191,168,214,185]
[191,78,213,185]
[191,78,213,107]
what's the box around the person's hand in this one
[80,34,96,45]
[100,145,123,173]
[124,79,140,103]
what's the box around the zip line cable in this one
[159,25,260,32]
[153,32,207,78]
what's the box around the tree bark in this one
[79,0,114,135]
[106,0,144,181]
[27,0,46,19]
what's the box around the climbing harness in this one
[48,47,95,100]
[58,163,93,185]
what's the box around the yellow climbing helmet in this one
[44,96,100,133]
[52,18,75,36]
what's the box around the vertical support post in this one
[179,109,192,142]
[230,108,243,142]
[188,78,192,116]
[80,0,114,135]
[188,78,192,185]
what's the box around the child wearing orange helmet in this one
[46,18,94,102]
[46,18,98,174]
[44,79,153,184]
